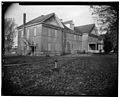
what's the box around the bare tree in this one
[4,18,16,52]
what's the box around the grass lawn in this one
[2,54,118,96]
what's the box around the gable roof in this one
[62,23,82,36]
[17,13,57,29]
[74,24,95,34]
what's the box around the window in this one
[48,29,51,36]
[55,44,58,51]
[42,27,48,36]
[67,34,70,40]
[21,40,24,50]
[89,44,96,50]
[76,35,79,41]
[52,29,55,37]
[34,28,37,36]
[74,35,76,40]
[37,25,42,36]
[48,36,51,42]
[21,30,23,37]
[55,30,57,37]
[27,29,29,39]
[48,43,51,51]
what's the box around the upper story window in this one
[21,30,23,37]
[76,35,79,40]
[51,29,55,37]
[70,34,73,39]
[27,29,29,39]
[74,35,76,40]
[48,28,51,37]
[55,30,58,37]
[67,34,71,40]
[34,27,37,36]
[48,43,51,51]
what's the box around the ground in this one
[2,54,118,96]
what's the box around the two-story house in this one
[17,13,103,56]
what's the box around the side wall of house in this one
[17,24,42,55]
[82,33,88,52]
[41,25,63,55]
[65,33,82,54]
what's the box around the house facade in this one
[17,13,103,56]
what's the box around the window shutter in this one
[21,31,23,37]
[27,29,29,39]
[34,28,36,36]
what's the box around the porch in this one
[88,43,103,53]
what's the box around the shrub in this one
[103,40,113,53]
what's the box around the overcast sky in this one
[5,3,94,27]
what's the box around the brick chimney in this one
[23,13,26,36]
[63,20,74,30]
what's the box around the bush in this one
[103,40,113,53]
